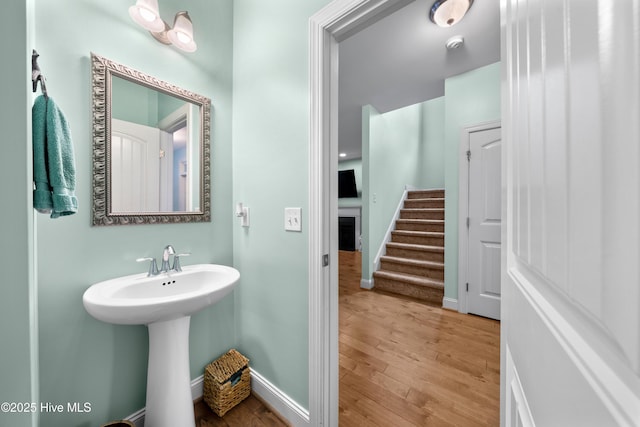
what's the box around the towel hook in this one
[32,49,48,98]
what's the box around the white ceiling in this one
[338,0,501,160]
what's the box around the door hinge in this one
[466,150,471,161]
[466,217,470,229]
[322,254,329,267]
[466,282,469,292]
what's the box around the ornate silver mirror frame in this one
[91,53,211,226]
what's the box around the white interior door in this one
[502,0,640,425]
[111,119,160,212]
[468,126,501,320]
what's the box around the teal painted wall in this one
[111,76,159,126]
[232,0,332,409]
[112,76,187,127]
[421,96,446,188]
[443,63,501,301]
[362,98,446,280]
[30,0,235,425]
[365,102,423,279]
[0,2,37,427]
[338,159,363,208]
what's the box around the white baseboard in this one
[442,297,458,311]
[126,407,145,427]
[191,375,204,401]
[125,369,307,427]
[360,278,374,289]
[373,187,410,273]
[250,368,310,426]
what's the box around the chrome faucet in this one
[138,245,190,276]
[160,245,175,273]
[136,257,159,277]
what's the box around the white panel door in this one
[111,119,161,213]
[502,0,640,425]
[468,126,502,320]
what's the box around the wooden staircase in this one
[372,189,445,306]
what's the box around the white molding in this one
[442,297,458,311]
[457,120,501,315]
[360,278,374,289]
[191,375,204,401]
[250,369,310,427]
[509,267,640,426]
[505,345,535,427]
[309,1,417,426]
[373,187,410,273]
[126,407,145,427]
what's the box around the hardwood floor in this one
[192,250,499,426]
[194,395,289,427]
[339,250,500,426]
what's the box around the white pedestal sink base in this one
[145,316,195,427]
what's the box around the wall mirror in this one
[91,53,211,226]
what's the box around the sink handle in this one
[137,257,159,277]
[172,253,191,272]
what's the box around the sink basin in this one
[83,263,239,325]
[82,263,240,427]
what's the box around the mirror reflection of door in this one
[112,118,191,214]
[110,74,200,214]
[111,119,160,213]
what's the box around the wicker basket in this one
[204,349,250,417]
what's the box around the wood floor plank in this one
[339,250,500,427]
[194,395,288,427]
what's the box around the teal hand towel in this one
[32,95,78,218]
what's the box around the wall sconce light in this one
[429,0,474,27]
[129,0,197,52]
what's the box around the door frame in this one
[457,120,501,314]
[308,1,415,425]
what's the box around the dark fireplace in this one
[339,216,356,251]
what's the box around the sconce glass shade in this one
[430,0,474,27]
[129,0,165,32]
[167,12,197,52]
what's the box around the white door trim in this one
[457,120,501,314]
[308,1,414,425]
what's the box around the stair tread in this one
[405,197,445,202]
[396,219,444,223]
[408,190,444,195]
[392,230,444,237]
[401,208,444,211]
[373,270,444,289]
[386,242,444,252]
[380,256,444,268]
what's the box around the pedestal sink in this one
[83,264,240,427]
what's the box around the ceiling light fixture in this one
[129,0,197,52]
[429,0,474,27]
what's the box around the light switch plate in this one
[284,207,302,232]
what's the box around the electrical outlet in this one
[284,207,302,232]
